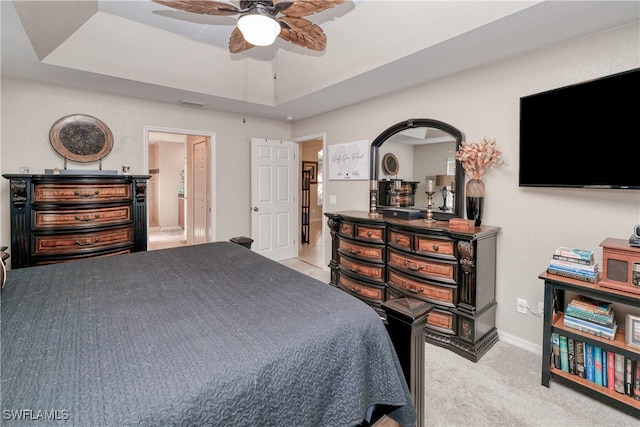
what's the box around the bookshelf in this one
[540,271,639,417]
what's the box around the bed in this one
[1,241,415,426]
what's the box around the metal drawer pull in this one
[403,281,424,293]
[75,214,100,222]
[348,248,362,254]
[75,238,99,246]
[404,260,424,271]
[367,231,372,237]
[432,244,439,251]
[74,190,99,198]
[348,266,362,273]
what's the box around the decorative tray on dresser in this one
[3,174,150,269]
[326,210,501,362]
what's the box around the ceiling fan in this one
[152,0,346,53]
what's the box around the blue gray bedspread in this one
[1,242,415,426]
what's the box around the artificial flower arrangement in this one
[454,137,506,180]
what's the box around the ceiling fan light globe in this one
[237,14,281,46]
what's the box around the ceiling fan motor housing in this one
[240,1,280,16]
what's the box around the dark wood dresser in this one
[3,174,150,269]
[326,210,500,362]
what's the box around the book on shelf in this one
[552,253,595,266]
[568,337,576,375]
[551,333,561,369]
[565,305,615,328]
[615,353,625,394]
[585,343,595,382]
[625,357,635,397]
[635,361,640,401]
[554,246,595,263]
[549,258,598,273]
[568,295,613,316]
[602,349,608,388]
[546,267,601,284]
[559,335,569,373]
[575,340,586,378]
[608,351,615,392]
[594,346,603,386]
[563,316,617,340]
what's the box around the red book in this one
[608,351,615,391]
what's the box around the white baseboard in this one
[498,329,543,356]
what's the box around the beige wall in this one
[0,80,291,246]
[292,22,640,351]
[157,141,184,228]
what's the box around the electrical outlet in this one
[538,302,545,315]
[517,298,528,314]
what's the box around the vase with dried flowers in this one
[455,137,506,225]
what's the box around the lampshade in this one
[237,13,281,46]
[436,174,455,187]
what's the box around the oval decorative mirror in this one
[49,114,114,163]
[369,118,464,220]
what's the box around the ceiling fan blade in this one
[278,16,326,51]
[152,0,241,16]
[229,27,255,53]
[279,0,345,18]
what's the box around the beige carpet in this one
[422,340,638,426]
[278,257,638,426]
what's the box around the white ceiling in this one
[2,1,639,122]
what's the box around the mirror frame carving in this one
[368,118,465,220]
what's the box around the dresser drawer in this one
[355,224,385,243]
[387,248,456,284]
[414,235,455,259]
[338,238,384,263]
[338,273,385,305]
[387,268,456,307]
[34,226,133,255]
[338,254,385,283]
[34,248,132,266]
[34,206,131,229]
[34,183,131,203]
[388,228,412,251]
[426,308,455,335]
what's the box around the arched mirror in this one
[369,118,464,220]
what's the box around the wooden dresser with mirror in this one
[326,118,501,363]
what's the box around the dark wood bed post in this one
[382,298,433,427]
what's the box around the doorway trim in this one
[294,132,327,270]
[143,126,217,243]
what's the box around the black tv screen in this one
[519,68,640,189]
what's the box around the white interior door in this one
[251,138,297,261]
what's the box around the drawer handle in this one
[403,282,424,294]
[348,266,362,273]
[75,214,100,222]
[432,244,439,251]
[348,248,362,255]
[74,190,100,198]
[75,238,99,246]
[404,260,424,271]
[366,231,372,237]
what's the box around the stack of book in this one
[547,246,600,283]
[564,295,617,340]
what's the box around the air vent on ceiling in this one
[179,98,207,107]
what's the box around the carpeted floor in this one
[279,258,638,426]
[423,340,638,426]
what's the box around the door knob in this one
[253,207,259,212]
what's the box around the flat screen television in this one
[519,68,640,189]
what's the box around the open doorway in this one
[297,135,325,268]
[144,127,216,251]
